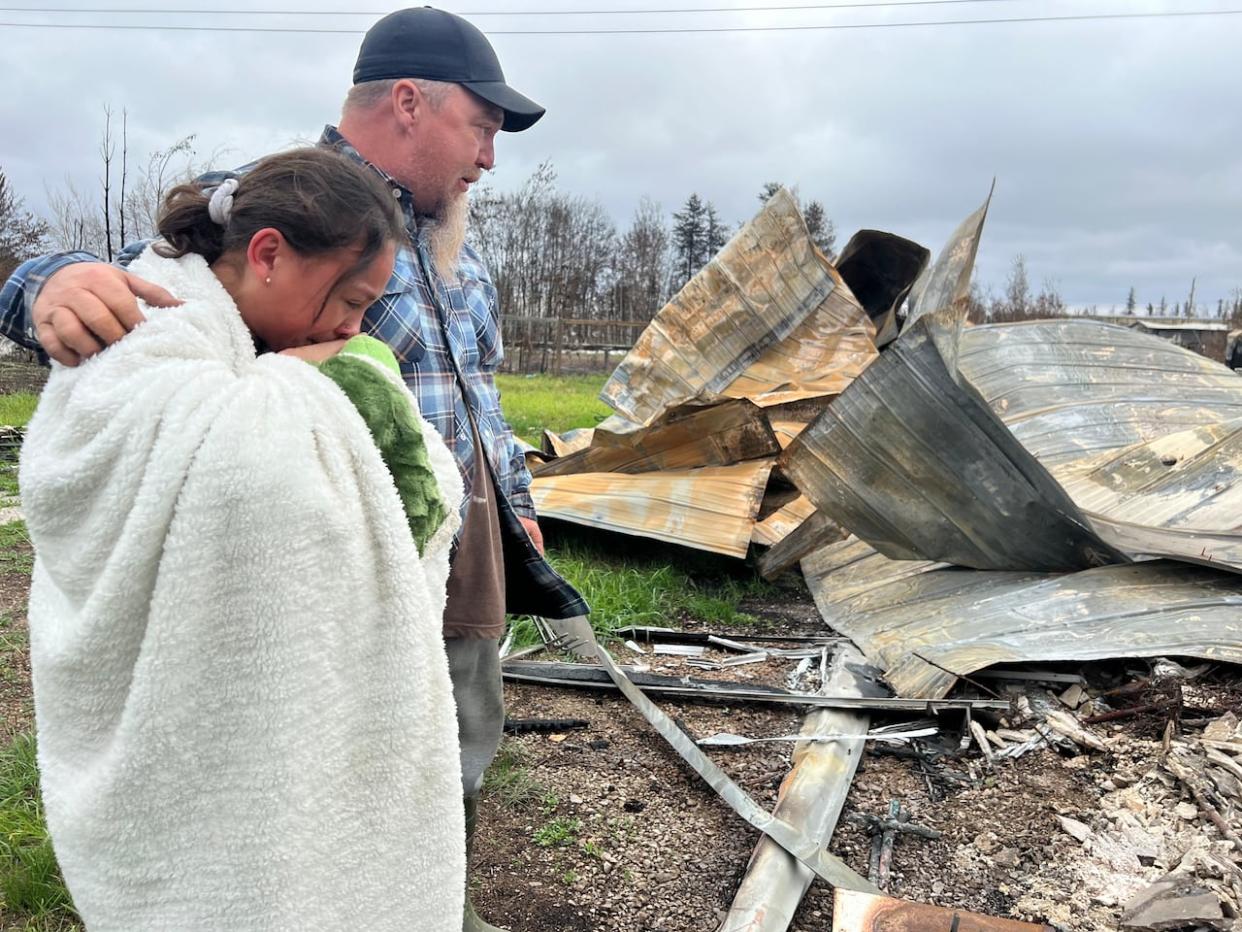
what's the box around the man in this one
[0,9,586,931]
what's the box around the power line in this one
[0,0,1035,15]
[0,7,1238,35]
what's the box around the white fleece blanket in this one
[20,248,466,931]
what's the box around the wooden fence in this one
[499,316,648,375]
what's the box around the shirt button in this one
[392,188,402,198]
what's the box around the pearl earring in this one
[265,277,271,285]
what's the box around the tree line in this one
[2,112,1239,342]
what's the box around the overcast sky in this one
[3,0,1238,311]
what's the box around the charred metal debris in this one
[509,185,1242,930]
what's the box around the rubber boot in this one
[463,796,510,932]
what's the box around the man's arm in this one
[1,240,178,366]
[0,252,101,354]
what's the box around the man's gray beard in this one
[426,193,468,282]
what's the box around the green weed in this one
[510,535,778,648]
[532,817,581,848]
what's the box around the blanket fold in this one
[20,248,465,932]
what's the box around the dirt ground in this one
[473,586,1242,932]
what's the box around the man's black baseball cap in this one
[353,7,545,133]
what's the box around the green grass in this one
[0,523,32,576]
[0,733,78,930]
[0,395,37,430]
[508,531,776,649]
[495,374,613,447]
[0,465,18,502]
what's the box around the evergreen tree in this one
[703,203,728,260]
[803,200,837,259]
[1125,286,1137,316]
[757,181,782,204]
[671,193,709,285]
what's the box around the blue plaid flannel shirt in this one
[0,126,588,620]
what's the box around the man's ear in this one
[392,79,424,130]
[246,228,286,282]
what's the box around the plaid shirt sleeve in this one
[0,241,155,354]
[1,251,100,351]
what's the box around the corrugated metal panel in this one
[956,319,1242,472]
[784,314,1242,573]
[801,538,1242,699]
[532,400,778,479]
[751,494,817,547]
[540,428,594,458]
[531,459,775,558]
[780,315,1124,572]
[600,188,876,427]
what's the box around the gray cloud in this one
[3,0,1238,309]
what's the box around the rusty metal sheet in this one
[530,459,774,558]
[540,427,594,458]
[756,509,845,580]
[833,889,1054,932]
[802,540,1242,700]
[532,400,779,479]
[751,494,818,548]
[600,188,877,427]
[768,419,808,450]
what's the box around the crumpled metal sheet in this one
[532,400,779,479]
[957,319,1242,474]
[540,427,594,459]
[751,494,817,548]
[784,219,1242,574]
[833,230,930,348]
[780,312,1125,572]
[600,188,877,427]
[530,459,775,557]
[781,193,1131,573]
[801,537,1242,699]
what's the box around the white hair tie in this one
[207,178,240,226]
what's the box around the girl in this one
[20,148,465,931]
